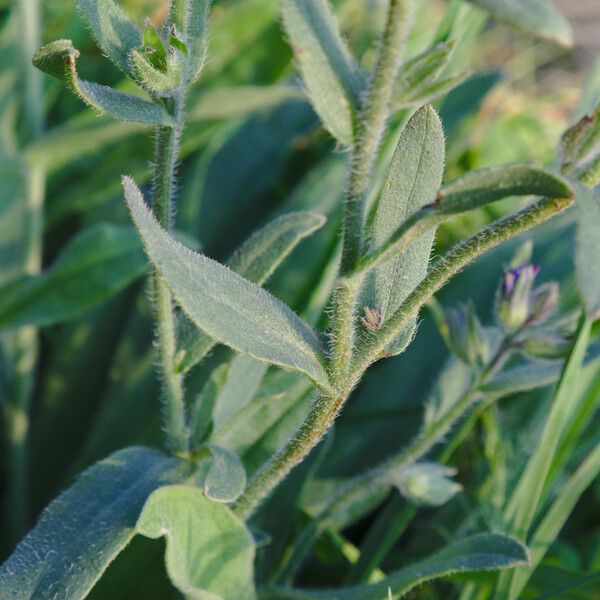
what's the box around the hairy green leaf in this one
[438,164,573,211]
[0,447,190,600]
[576,187,600,319]
[186,0,211,81]
[466,0,573,47]
[136,485,256,600]
[77,0,141,77]
[281,0,364,144]
[260,533,529,599]
[560,103,600,188]
[203,444,247,503]
[178,211,327,373]
[123,178,332,391]
[364,105,445,355]
[394,41,467,107]
[0,224,147,330]
[32,40,175,125]
[130,49,181,97]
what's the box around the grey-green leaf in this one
[281,0,364,145]
[0,224,147,330]
[560,103,600,188]
[259,533,529,599]
[364,105,445,355]
[178,211,327,373]
[136,485,256,600]
[466,0,573,47]
[123,177,332,391]
[77,0,141,77]
[186,0,211,81]
[575,186,600,319]
[0,447,190,600]
[394,41,467,107]
[204,444,247,503]
[438,164,574,212]
[32,40,175,125]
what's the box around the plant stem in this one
[3,0,45,541]
[151,100,189,454]
[340,0,412,274]
[352,195,572,373]
[237,198,572,520]
[234,393,346,520]
[331,0,412,382]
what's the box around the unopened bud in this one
[528,282,559,325]
[392,463,462,507]
[445,301,489,369]
[496,263,540,331]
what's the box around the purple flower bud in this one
[497,263,540,331]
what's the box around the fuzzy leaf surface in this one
[32,40,174,125]
[365,105,445,355]
[178,211,327,373]
[136,485,256,600]
[560,103,600,188]
[77,0,141,77]
[124,178,331,391]
[438,164,573,211]
[0,447,190,600]
[0,224,146,329]
[186,0,211,81]
[203,444,247,503]
[466,0,572,47]
[259,533,529,599]
[281,0,363,144]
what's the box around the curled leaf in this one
[33,40,175,125]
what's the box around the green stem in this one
[3,0,45,541]
[151,104,189,454]
[168,0,188,32]
[340,0,412,274]
[234,393,346,520]
[352,195,572,373]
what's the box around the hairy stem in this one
[234,393,347,520]
[352,195,572,373]
[151,101,189,454]
[331,0,412,387]
[3,0,45,541]
[340,0,413,274]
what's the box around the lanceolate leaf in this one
[259,533,529,599]
[123,178,332,392]
[186,0,211,81]
[466,0,573,47]
[178,211,327,373]
[77,0,141,77]
[32,40,175,126]
[364,105,445,355]
[0,224,147,330]
[0,447,190,600]
[438,164,573,212]
[136,485,256,600]
[281,0,364,145]
[575,187,600,319]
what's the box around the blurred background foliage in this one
[1,0,599,598]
